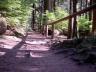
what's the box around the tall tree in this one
[68,0,72,38]
[72,0,78,38]
[31,3,36,30]
[92,0,96,35]
[89,0,92,21]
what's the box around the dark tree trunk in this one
[72,0,78,38]
[39,0,45,33]
[85,0,88,18]
[44,0,49,11]
[68,0,72,39]
[43,0,49,35]
[80,0,83,10]
[79,0,83,16]
[31,3,36,30]
[53,0,56,11]
[92,0,96,35]
[89,0,92,21]
[48,0,56,11]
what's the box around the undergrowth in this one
[51,36,96,64]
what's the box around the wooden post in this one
[45,25,48,37]
[92,0,96,35]
[51,24,54,39]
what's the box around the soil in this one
[0,31,96,72]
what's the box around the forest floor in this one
[0,31,96,72]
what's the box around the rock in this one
[54,29,60,36]
[4,30,14,36]
[0,17,7,35]
[48,29,60,36]
[6,25,24,37]
[63,29,68,36]
[12,29,24,38]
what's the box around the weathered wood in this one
[45,25,48,37]
[46,3,96,25]
[51,24,54,39]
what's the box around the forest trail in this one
[0,31,96,72]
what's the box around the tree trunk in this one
[85,0,88,18]
[92,0,96,35]
[43,0,49,35]
[72,0,78,38]
[68,0,72,39]
[89,0,92,21]
[31,3,36,30]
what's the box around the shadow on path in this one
[0,32,96,72]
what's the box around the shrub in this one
[46,7,68,31]
[78,16,92,31]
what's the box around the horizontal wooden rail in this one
[47,3,96,25]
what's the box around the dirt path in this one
[0,32,96,72]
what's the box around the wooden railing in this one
[45,3,96,39]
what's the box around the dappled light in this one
[25,40,48,45]
[0,31,96,72]
[0,0,96,72]
[0,52,6,56]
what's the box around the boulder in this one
[48,29,60,36]
[54,29,60,36]
[4,30,14,36]
[63,29,68,36]
[0,17,7,35]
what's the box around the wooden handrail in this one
[47,3,96,25]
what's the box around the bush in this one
[78,16,92,37]
[78,16,92,31]
[51,36,96,64]
[0,17,7,35]
[46,7,68,31]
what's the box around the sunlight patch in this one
[30,54,44,58]
[0,52,6,56]
[25,40,47,45]
[5,36,21,42]
[3,45,14,49]
[16,52,25,58]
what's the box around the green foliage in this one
[46,7,68,31]
[51,36,96,64]
[0,0,36,32]
[45,7,92,35]
[78,16,92,31]
[0,0,9,11]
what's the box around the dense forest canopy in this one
[0,0,95,38]
[0,0,36,30]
